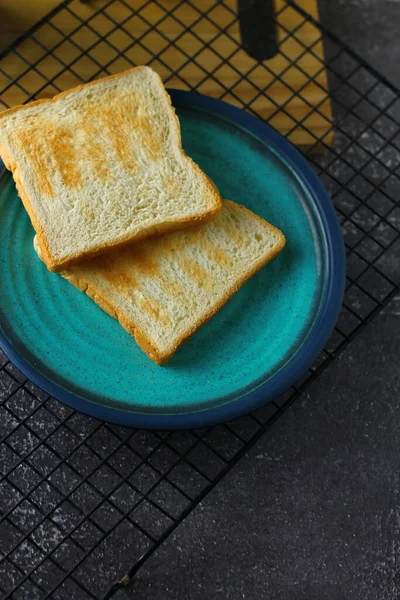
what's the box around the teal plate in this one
[0,91,345,429]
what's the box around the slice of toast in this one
[0,66,221,271]
[60,200,285,365]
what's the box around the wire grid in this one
[0,0,400,598]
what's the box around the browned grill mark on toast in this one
[180,256,213,290]
[135,112,163,160]
[99,105,138,173]
[14,123,83,194]
[90,243,187,303]
[83,140,109,180]
[49,125,82,190]
[13,129,55,198]
[226,212,246,246]
[132,244,159,278]
[124,244,186,302]
[80,118,109,181]
[202,238,231,267]
[161,229,232,269]
[125,239,188,299]
[137,297,170,327]
[158,276,186,299]
[92,254,136,290]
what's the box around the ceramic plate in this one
[0,91,345,428]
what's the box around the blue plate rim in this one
[0,89,345,429]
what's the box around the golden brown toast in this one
[0,66,221,271]
[60,200,285,365]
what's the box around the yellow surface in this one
[0,0,332,148]
[0,0,62,50]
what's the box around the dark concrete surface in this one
[113,2,400,598]
[115,300,400,600]
[319,0,400,85]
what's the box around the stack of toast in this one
[0,66,285,365]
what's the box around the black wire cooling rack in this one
[1,1,400,598]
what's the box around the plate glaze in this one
[0,91,345,428]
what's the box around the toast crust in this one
[62,201,285,365]
[0,66,221,271]
[61,270,165,365]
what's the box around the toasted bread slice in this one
[0,66,221,271]
[60,200,285,365]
